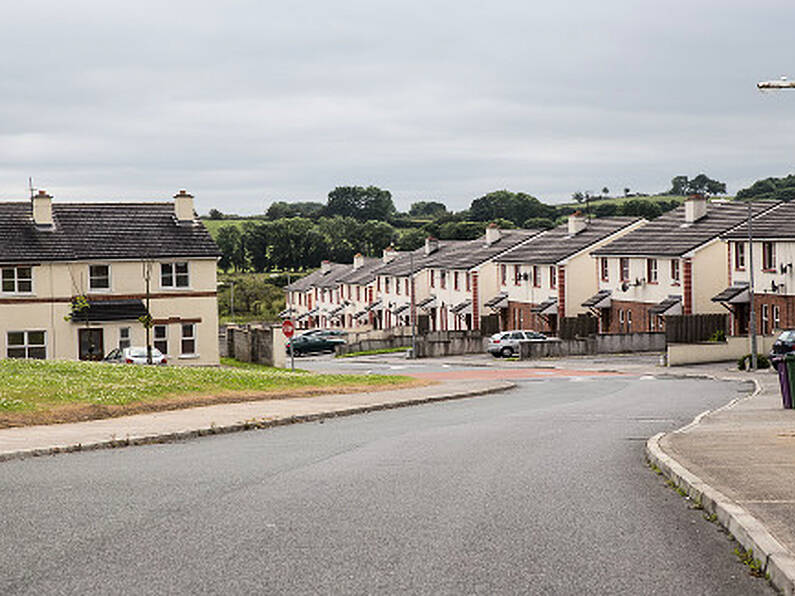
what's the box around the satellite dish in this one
[621,282,630,292]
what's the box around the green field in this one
[201,218,252,238]
[557,194,733,210]
[0,358,415,425]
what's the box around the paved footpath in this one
[0,379,513,462]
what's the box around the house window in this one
[154,325,168,354]
[762,242,776,271]
[646,259,658,284]
[452,271,459,290]
[377,277,381,292]
[6,330,46,359]
[734,243,746,270]
[550,266,557,289]
[119,327,131,350]
[500,265,507,286]
[1,266,32,294]
[600,258,609,282]
[440,271,447,289]
[89,265,110,290]
[773,305,781,330]
[385,278,391,293]
[405,279,410,295]
[161,262,189,288]
[466,273,471,292]
[356,286,361,301]
[762,304,770,335]
[395,278,401,295]
[533,265,541,287]
[430,270,435,288]
[620,258,630,282]
[671,260,680,284]
[627,310,632,332]
[181,323,196,355]
[618,309,625,332]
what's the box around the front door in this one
[79,328,104,361]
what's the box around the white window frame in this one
[180,323,197,357]
[89,264,111,291]
[773,305,781,330]
[153,324,168,355]
[670,259,680,284]
[647,259,658,284]
[600,258,609,282]
[7,330,47,359]
[762,304,769,335]
[119,327,131,350]
[160,261,190,289]
[1,266,33,294]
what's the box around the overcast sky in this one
[2,1,795,214]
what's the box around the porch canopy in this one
[416,295,437,311]
[70,299,147,322]
[451,299,472,315]
[582,290,611,309]
[649,295,682,316]
[484,291,508,310]
[711,283,750,305]
[296,307,319,321]
[531,297,557,316]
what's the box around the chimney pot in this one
[424,236,439,256]
[485,224,501,246]
[568,214,587,235]
[684,194,707,223]
[353,253,364,270]
[382,245,398,264]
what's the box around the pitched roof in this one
[591,202,775,258]
[712,283,750,303]
[582,289,611,308]
[0,202,220,264]
[338,256,389,285]
[649,295,682,315]
[437,229,542,269]
[376,240,467,277]
[496,218,641,264]
[722,200,795,240]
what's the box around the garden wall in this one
[519,333,666,360]
[225,325,286,368]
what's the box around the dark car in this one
[287,333,345,356]
[770,330,795,364]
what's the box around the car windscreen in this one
[778,330,795,342]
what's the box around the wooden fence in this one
[665,314,728,344]
[559,314,599,340]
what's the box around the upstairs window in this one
[430,270,435,288]
[762,242,776,271]
[646,259,658,284]
[440,271,447,289]
[500,265,507,286]
[405,278,410,294]
[161,262,189,288]
[2,266,32,294]
[532,265,541,288]
[385,278,391,293]
[466,273,471,292]
[395,278,401,295]
[671,260,680,284]
[734,243,746,270]
[550,266,557,289]
[620,258,630,282]
[89,265,110,290]
[356,286,361,301]
[514,265,521,286]
[600,258,609,282]
[454,271,460,290]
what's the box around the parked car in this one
[286,333,346,356]
[770,330,795,364]
[103,346,167,365]
[486,330,547,358]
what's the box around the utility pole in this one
[288,270,294,371]
[144,262,153,365]
[747,202,758,370]
[410,251,416,359]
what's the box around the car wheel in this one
[500,346,514,358]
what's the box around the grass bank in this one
[0,358,421,428]
[336,347,410,358]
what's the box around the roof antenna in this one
[28,177,37,199]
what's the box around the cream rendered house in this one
[0,190,221,364]
[495,215,644,335]
[589,197,775,334]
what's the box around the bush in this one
[708,329,726,342]
[737,353,770,370]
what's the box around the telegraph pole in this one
[747,202,758,370]
[410,251,416,359]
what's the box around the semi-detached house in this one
[0,190,221,364]
[588,196,774,334]
[495,214,645,335]
[717,200,795,336]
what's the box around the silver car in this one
[487,330,547,358]
[103,346,168,365]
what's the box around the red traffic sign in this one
[282,319,295,338]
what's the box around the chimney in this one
[174,189,195,222]
[684,194,707,223]
[484,223,501,246]
[353,253,364,270]
[568,212,588,235]
[382,245,398,264]
[32,190,54,228]
[321,260,331,274]
[424,236,439,256]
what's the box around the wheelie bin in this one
[774,354,795,409]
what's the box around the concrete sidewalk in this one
[0,379,513,463]
[642,365,795,594]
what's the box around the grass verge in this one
[336,347,410,358]
[0,358,422,428]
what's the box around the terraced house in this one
[495,214,644,335]
[718,200,795,336]
[589,196,774,334]
[0,190,221,364]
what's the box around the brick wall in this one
[683,258,693,315]
[507,301,555,333]
[472,272,479,330]
[606,300,660,334]
[753,293,795,334]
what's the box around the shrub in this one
[737,353,770,370]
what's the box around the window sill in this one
[178,354,200,359]
[762,269,777,273]
[671,282,680,286]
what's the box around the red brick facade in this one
[683,258,693,315]
[605,300,665,334]
[747,294,795,335]
[506,301,556,333]
[471,272,479,330]
[557,265,566,320]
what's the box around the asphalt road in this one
[1,375,774,595]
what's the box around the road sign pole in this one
[288,271,295,371]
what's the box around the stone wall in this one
[336,329,486,358]
[225,325,286,368]
[519,332,666,360]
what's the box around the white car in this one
[486,330,547,358]
[103,346,168,365]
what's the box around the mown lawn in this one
[0,358,417,426]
